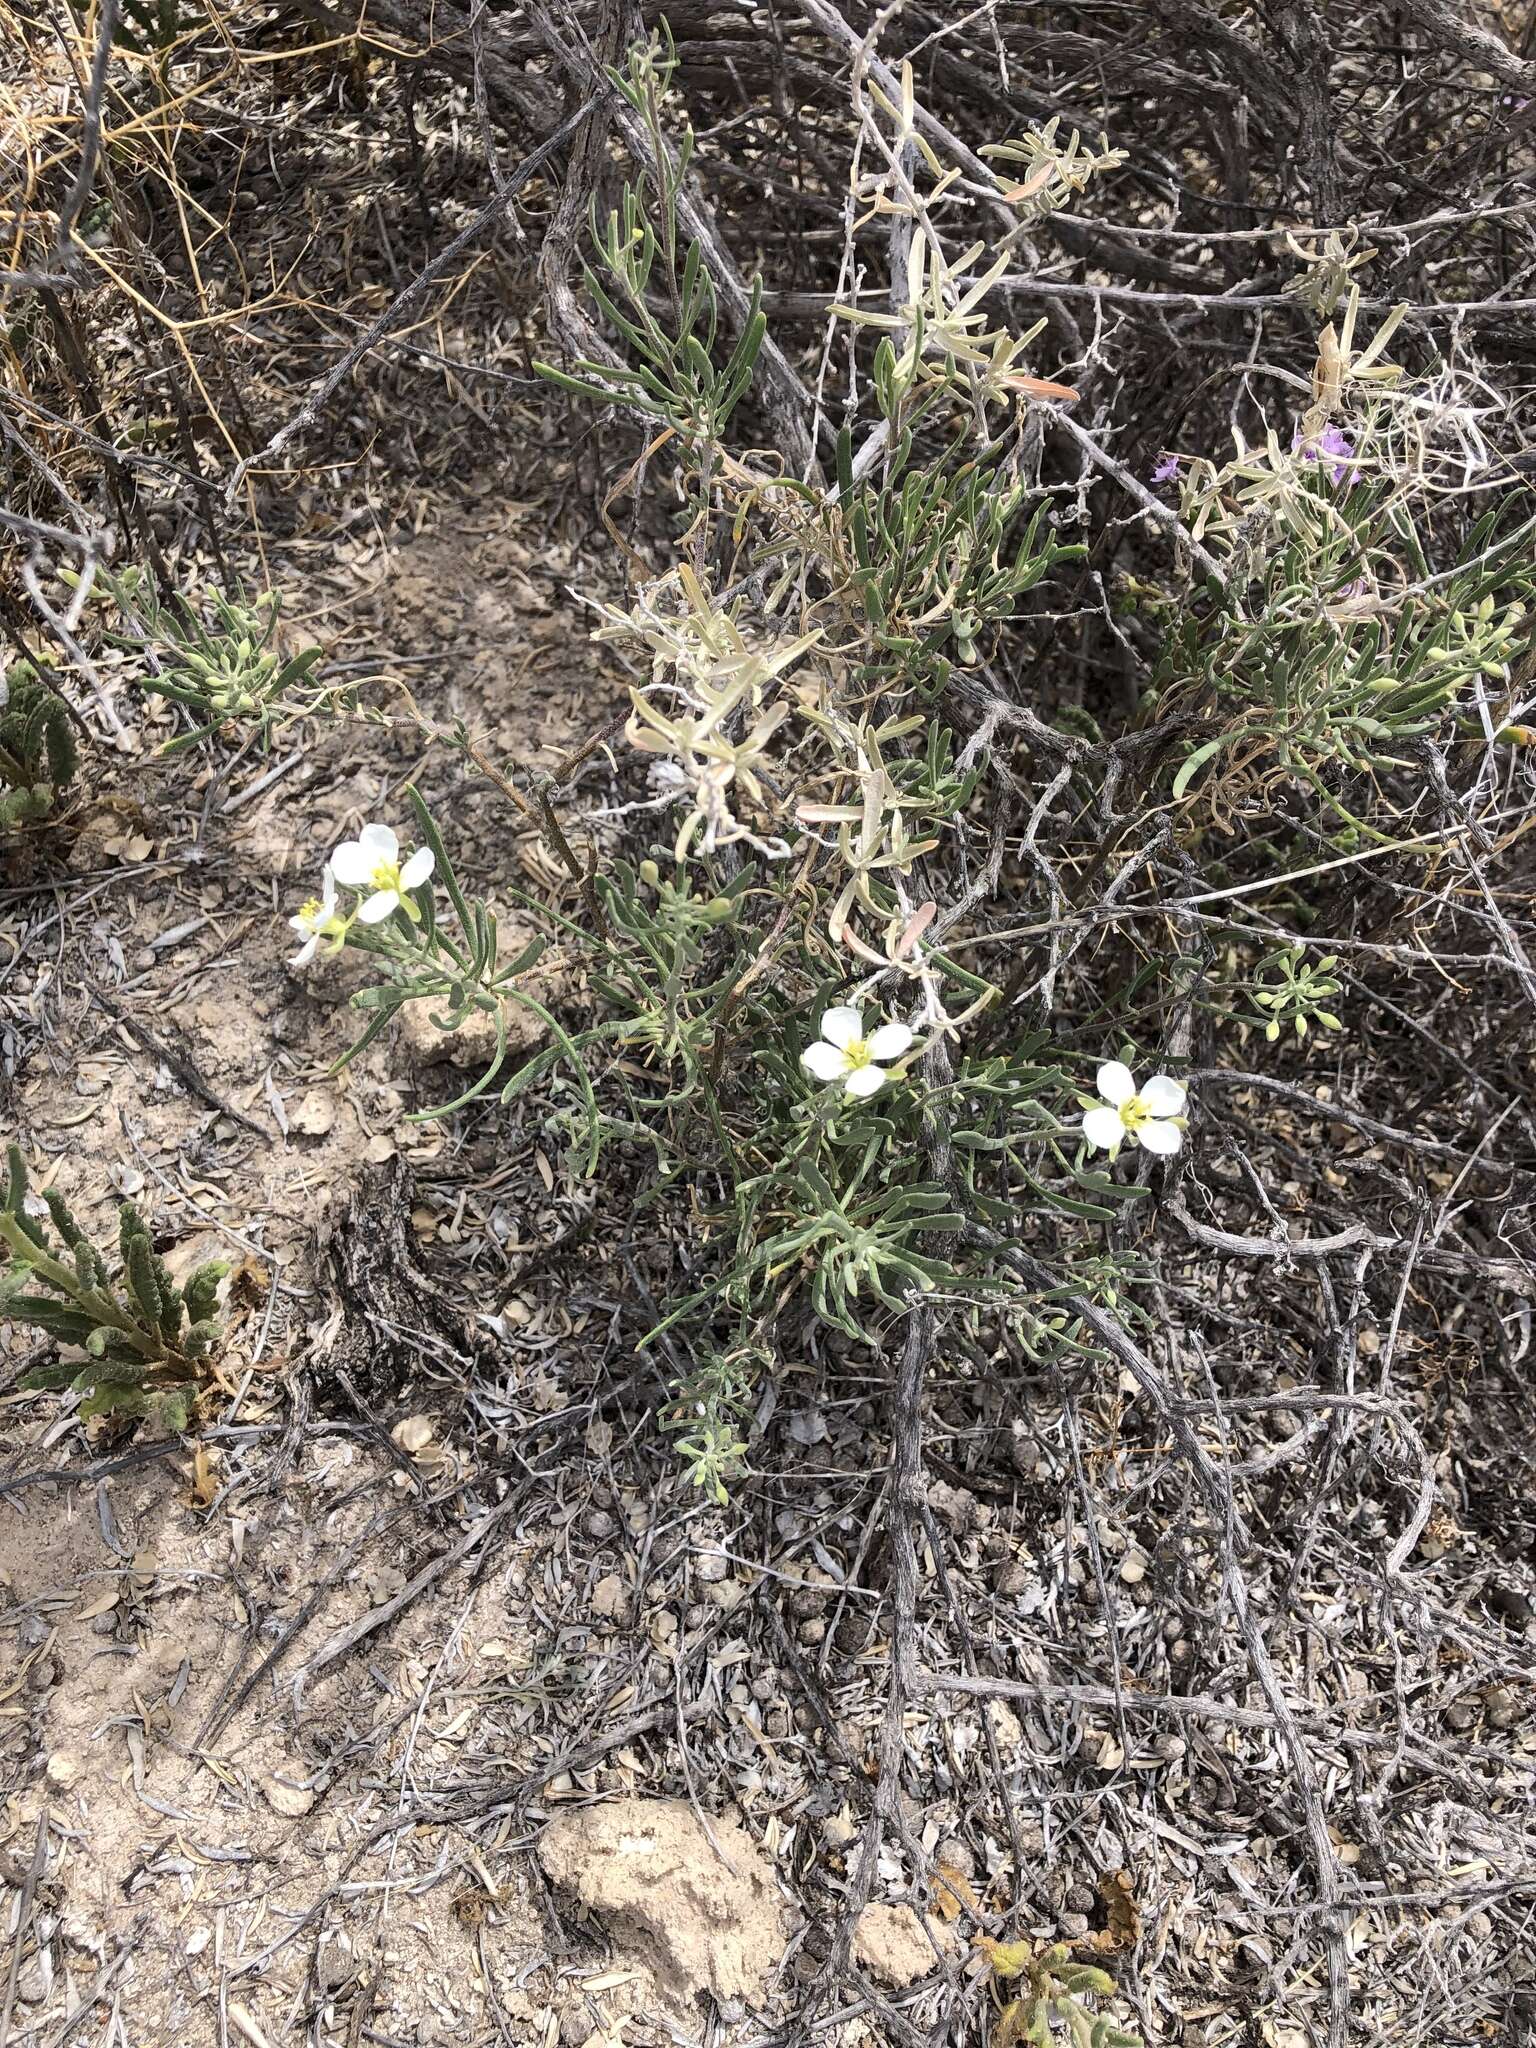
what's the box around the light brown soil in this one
[0,1445,552,2047]
[0,491,699,2047]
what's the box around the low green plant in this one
[1153,283,1535,836]
[1247,946,1343,1041]
[1160,494,1534,834]
[97,569,342,752]
[532,25,766,453]
[978,1936,1140,2048]
[661,1344,761,1504]
[1,1147,228,1429]
[824,424,1081,699]
[297,789,556,1088]
[704,1165,965,1344]
[1,660,78,828]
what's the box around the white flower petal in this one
[1140,1074,1186,1117]
[400,847,435,890]
[1136,1117,1183,1156]
[1082,1106,1125,1151]
[843,1064,887,1098]
[802,1041,853,1081]
[318,866,339,913]
[330,841,373,887]
[289,933,320,967]
[1096,1060,1136,1106]
[357,890,400,925]
[819,1006,863,1050]
[359,821,398,862]
[865,1021,913,1062]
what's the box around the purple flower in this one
[1151,453,1181,485]
[1297,425,1360,488]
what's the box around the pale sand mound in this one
[854,1901,953,1987]
[538,1797,788,2009]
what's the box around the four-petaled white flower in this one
[800,1006,913,1098]
[1081,1061,1187,1158]
[288,864,348,967]
[330,822,435,924]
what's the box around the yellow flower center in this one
[1118,1094,1149,1130]
[843,1036,873,1070]
[298,896,322,923]
[370,858,403,894]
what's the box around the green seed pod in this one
[4,1144,28,1215]
[155,1263,185,1340]
[125,1233,163,1328]
[45,1191,85,1249]
[157,1387,194,1432]
[184,1261,228,1323]
[118,1200,146,1267]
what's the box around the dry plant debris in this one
[3,2,1536,2047]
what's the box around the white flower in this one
[800,1005,913,1099]
[1081,1061,1187,1158]
[330,821,435,924]
[288,864,349,967]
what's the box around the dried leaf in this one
[1086,1868,1140,1954]
[391,1415,435,1456]
[189,1443,220,1509]
[932,1861,977,1921]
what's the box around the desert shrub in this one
[276,35,1191,1496]
[275,32,1527,1509]
[10,19,1531,1536]
[3,5,1534,2041]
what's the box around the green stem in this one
[0,1213,160,1359]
